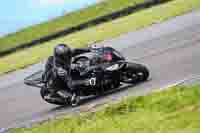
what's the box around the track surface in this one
[0,10,200,130]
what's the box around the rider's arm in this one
[72,48,91,57]
[45,56,53,70]
[42,56,53,82]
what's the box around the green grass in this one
[8,85,200,133]
[0,0,200,75]
[0,0,146,53]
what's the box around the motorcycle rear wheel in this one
[121,63,149,84]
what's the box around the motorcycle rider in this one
[42,43,91,104]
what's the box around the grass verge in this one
[8,85,200,133]
[0,0,200,75]
[0,0,146,53]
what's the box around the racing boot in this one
[65,82,81,106]
[70,92,80,107]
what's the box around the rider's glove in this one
[55,67,72,84]
[56,67,68,77]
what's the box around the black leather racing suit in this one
[42,48,91,95]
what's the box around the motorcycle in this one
[24,46,149,106]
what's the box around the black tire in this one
[136,65,149,82]
[121,63,149,83]
[40,87,67,106]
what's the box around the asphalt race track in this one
[0,10,200,131]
